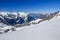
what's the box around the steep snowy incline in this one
[0,13,60,40]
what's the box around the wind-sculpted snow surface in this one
[0,11,60,34]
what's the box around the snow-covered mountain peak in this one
[0,12,9,16]
[18,12,29,18]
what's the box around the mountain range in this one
[0,11,60,34]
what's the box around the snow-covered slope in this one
[0,12,60,40]
[0,11,60,34]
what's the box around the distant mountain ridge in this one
[0,12,48,26]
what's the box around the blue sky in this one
[0,0,60,13]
